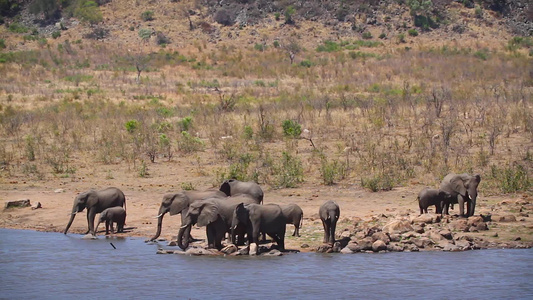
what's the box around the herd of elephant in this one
[63,173,480,255]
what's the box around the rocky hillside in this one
[0,0,531,52]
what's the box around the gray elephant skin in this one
[232,203,286,254]
[417,188,452,214]
[149,189,227,241]
[319,200,340,245]
[281,203,303,237]
[95,206,126,235]
[440,173,481,217]
[177,195,258,250]
[219,179,264,204]
[64,187,126,236]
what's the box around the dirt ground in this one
[1,161,531,252]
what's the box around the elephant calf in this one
[280,204,303,237]
[417,188,452,215]
[95,207,126,235]
[319,201,340,245]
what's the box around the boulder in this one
[442,242,461,252]
[371,232,390,244]
[262,250,283,256]
[316,244,333,253]
[439,229,453,240]
[185,247,219,256]
[31,202,42,210]
[427,231,445,242]
[413,214,441,224]
[386,243,404,252]
[249,243,258,256]
[167,241,177,246]
[495,215,517,222]
[389,233,401,242]
[220,244,238,255]
[448,219,469,232]
[4,199,31,209]
[401,231,418,239]
[413,237,433,249]
[372,240,388,252]
[345,242,362,253]
[454,240,471,250]
[332,241,342,253]
[382,220,413,234]
[413,224,425,234]
[357,237,374,251]
[404,244,420,252]
[340,247,354,254]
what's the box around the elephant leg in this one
[206,226,215,249]
[330,221,337,244]
[321,220,329,243]
[85,212,91,234]
[457,195,466,217]
[88,210,97,235]
[105,220,110,234]
[443,203,450,215]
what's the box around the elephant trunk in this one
[94,220,101,235]
[149,213,165,241]
[177,224,192,250]
[64,209,78,234]
[469,189,478,217]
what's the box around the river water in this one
[0,229,531,299]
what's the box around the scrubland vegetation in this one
[0,0,531,196]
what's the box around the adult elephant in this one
[219,179,264,204]
[440,173,481,217]
[149,190,227,241]
[177,195,257,250]
[319,200,340,245]
[232,203,286,255]
[64,187,126,236]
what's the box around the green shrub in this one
[282,119,302,138]
[138,28,153,41]
[181,182,195,190]
[284,5,295,24]
[316,40,340,52]
[0,38,5,49]
[254,43,266,51]
[274,12,280,21]
[473,49,489,60]
[361,174,394,192]
[362,31,373,39]
[397,33,406,43]
[178,131,205,153]
[8,22,29,33]
[299,59,313,67]
[273,40,280,48]
[178,116,193,132]
[74,1,103,24]
[125,119,139,133]
[492,164,531,193]
[320,158,347,185]
[408,29,418,37]
[138,160,148,177]
[52,31,61,39]
[275,151,303,188]
[243,125,253,140]
[141,10,154,21]
[379,33,386,39]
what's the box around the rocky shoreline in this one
[153,198,532,256]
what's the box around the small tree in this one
[282,38,301,64]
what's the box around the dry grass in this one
[0,1,531,196]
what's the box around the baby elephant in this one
[95,207,126,235]
[319,200,340,245]
[281,203,303,237]
[417,188,452,215]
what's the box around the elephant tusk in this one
[180,224,188,229]
[70,211,78,215]
[154,213,163,218]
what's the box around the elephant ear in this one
[450,175,468,197]
[219,180,231,196]
[86,192,99,208]
[197,201,219,227]
[169,193,188,216]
